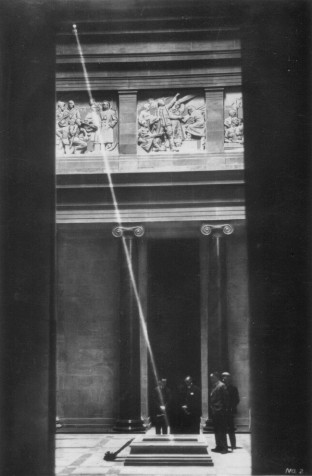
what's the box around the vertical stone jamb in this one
[0,4,56,475]
[204,88,224,153]
[112,225,146,432]
[118,90,138,154]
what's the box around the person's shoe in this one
[220,449,228,454]
[211,448,221,453]
[231,446,237,450]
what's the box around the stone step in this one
[142,436,199,441]
[130,442,209,454]
[125,454,213,466]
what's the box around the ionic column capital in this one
[200,224,234,237]
[112,225,145,238]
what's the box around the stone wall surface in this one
[57,231,120,429]
[226,224,250,428]
[56,223,250,430]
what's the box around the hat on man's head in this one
[221,372,230,376]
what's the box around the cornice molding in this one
[57,50,241,64]
[56,71,242,91]
[57,25,241,38]
[56,206,246,224]
[56,152,244,175]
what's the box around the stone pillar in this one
[200,224,234,431]
[118,90,137,154]
[242,5,312,473]
[139,240,149,425]
[112,225,146,432]
[0,4,56,476]
[200,238,209,424]
[204,88,224,153]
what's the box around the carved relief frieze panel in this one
[224,91,244,147]
[137,90,206,154]
[56,94,118,156]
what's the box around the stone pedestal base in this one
[202,419,214,433]
[125,435,213,465]
[113,419,146,433]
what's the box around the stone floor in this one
[55,430,251,476]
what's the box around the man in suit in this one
[222,372,240,450]
[209,372,229,454]
[152,378,171,434]
[180,376,201,434]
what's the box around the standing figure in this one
[180,376,201,434]
[221,372,240,450]
[100,101,118,150]
[84,99,101,146]
[154,93,180,152]
[168,101,185,148]
[66,100,82,151]
[67,100,81,134]
[209,372,229,454]
[152,378,171,435]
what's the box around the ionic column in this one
[200,224,234,431]
[112,225,146,432]
[204,88,224,153]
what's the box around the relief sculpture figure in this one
[138,125,164,153]
[99,101,118,151]
[67,100,81,135]
[224,107,244,144]
[67,100,82,151]
[154,93,181,152]
[183,105,206,149]
[56,101,70,153]
[56,98,118,154]
[84,99,101,145]
[70,129,88,154]
[138,102,155,127]
[168,100,185,148]
[138,102,165,152]
[137,93,206,153]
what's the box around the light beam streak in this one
[72,24,169,431]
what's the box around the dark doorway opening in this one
[147,239,201,411]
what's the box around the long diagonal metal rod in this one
[72,24,169,429]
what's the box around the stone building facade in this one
[56,16,249,432]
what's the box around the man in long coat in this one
[209,372,229,454]
[222,372,240,450]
